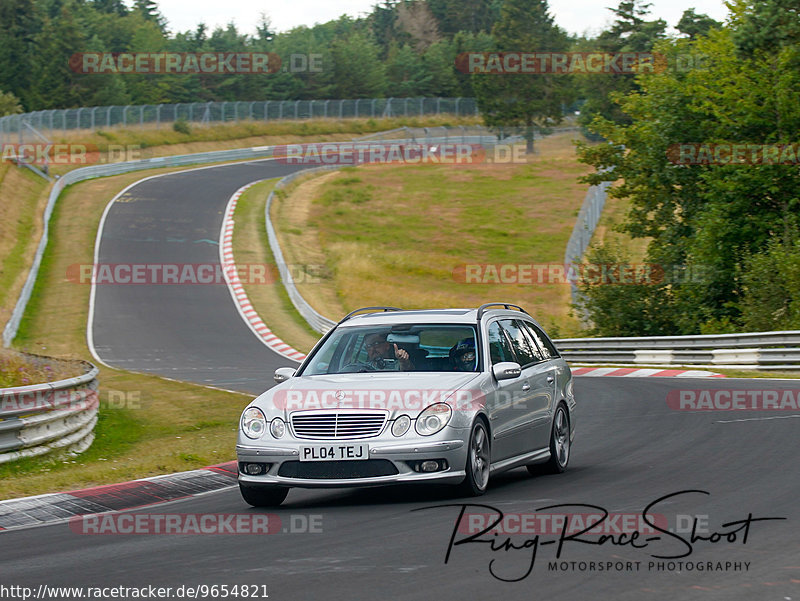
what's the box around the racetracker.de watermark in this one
[0,388,98,415]
[452,263,711,285]
[456,52,665,74]
[459,511,669,535]
[69,513,322,535]
[65,263,324,285]
[667,388,800,411]
[69,52,283,74]
[1,144,141,165]
[667,143,800,165]
[273,389,487,411]
[274,142,485,166]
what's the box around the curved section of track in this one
[89,160,308,393]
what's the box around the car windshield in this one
[300,324,480,375]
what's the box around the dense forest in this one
[0,0,712,115]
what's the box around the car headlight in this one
[270,417,286,439]
[392,415,411,437]
[242,407,267,439]
[415,403,452,436]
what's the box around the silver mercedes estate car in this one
[237,303,575,506]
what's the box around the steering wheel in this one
[340,362,376,373]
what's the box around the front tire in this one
[239,483,289,507]
[527,403,570,476]
[457,420,491,496]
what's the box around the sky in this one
[154,0,731,37]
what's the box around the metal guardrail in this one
[554,331,800,369]
[265,167,339,334]
[0,359,99,463]
[0,98,480,145]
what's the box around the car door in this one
[485,319,538,460]
[515,319,560,450]
[498,318,555,454]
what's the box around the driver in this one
[364,332,414,371]
[449,338,477,371]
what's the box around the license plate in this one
[299,444,369,462]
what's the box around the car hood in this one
[253,372,484,418]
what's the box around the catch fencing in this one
[0,98,479,145]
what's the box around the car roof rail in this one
[476,302,529,321]
[339,306,405,324]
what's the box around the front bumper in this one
[237,437,468,489]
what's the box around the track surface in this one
[90,159,307,393]
[3,377,799,599]
[5,161,798,600]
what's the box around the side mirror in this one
[274,367,296,383]
[492,362,521,381]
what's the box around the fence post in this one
[324,100,329,118]
[264,101,270,121]
[156,104,162,128]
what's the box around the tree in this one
[472,0,572,153]
[330,31,386,97]
[576,24,800,334]
[728,0,800,55]
[576,0,666,131]
[0,90,23,116]
[386,43,431,96]
[427,0,501,36]
[676,8,721,39]
[133,0,166,32]
[395,1,440,51]
[0,0,41,108]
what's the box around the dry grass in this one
[0,165,50,330]
[0,349,82,387]
[271,132,593,337]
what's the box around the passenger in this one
[449,338,477,371]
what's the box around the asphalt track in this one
[3,160,798,600]
[89,159,308,393]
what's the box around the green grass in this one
[273,132,592,336]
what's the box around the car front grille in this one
[290,411,387,439]
[278,460,398,479]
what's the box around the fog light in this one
[241,462,267,475]
[409,459,448,472]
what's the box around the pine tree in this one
[472,0,572,153]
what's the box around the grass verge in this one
[270,131,592,337]
[0,164,51,331]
